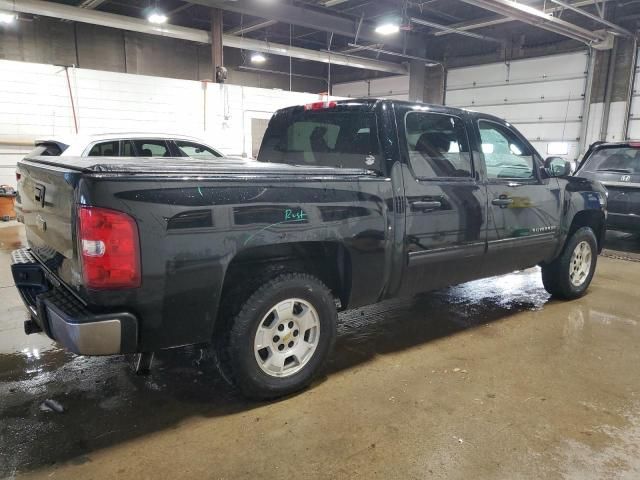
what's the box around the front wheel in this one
[541,226,598,300]
[215,273,337,400]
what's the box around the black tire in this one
[541,226,598,300]
[214,273,337,400]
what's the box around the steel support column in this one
[408,60,427,103]
[579,49,597,153]
[211,8,224,83]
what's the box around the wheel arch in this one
[218,241,352,322]
[567,209,606,253]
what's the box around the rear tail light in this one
[304,101,337,111]
[78,206,141,289]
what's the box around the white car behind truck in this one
[31,133,225,159]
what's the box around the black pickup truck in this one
[12,99,607,399]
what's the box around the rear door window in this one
[175,141,222,158]
[259,110,382,171]
[121,140,135,156]
[132,140,170,157]
[88,141,119,157]
[405,112,473,178]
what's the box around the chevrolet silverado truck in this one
[12,99,607,399]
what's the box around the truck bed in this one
[15,154,391,353]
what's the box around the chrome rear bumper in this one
[11,248,138,355]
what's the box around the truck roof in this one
[281,98,488,119]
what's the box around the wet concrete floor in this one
[1,223,640,479]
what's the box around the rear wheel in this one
[215,273,337,400]
[542,227,598,299]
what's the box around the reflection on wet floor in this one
[1,222,640,479]
[0,267,548,475]
[602,230,640,260]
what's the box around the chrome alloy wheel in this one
[254,298,321,378]
[569,240,592,287]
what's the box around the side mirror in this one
[545,156,572,177]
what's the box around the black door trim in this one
[486,232,557,252]
[408,242,486,266]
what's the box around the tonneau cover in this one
[22,156,374,176]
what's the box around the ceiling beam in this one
[227,19,278,36]
[0,0,407,74]
[410,16,504,44]
[185,0,405,47]
[435,0,615,37]
[321,0,350,6]
[78,0,108,8]
[548,0,633,37]
[168,3,196,16]
[457,0,607,46]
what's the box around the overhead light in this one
[251,52,267,64]
[375,22,400,35]
[147,10,168,24]
[0,11,17,24]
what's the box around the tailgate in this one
[16,160,80,286]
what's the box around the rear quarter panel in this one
[80,173,394,351]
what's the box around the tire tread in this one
[214,272,336,399]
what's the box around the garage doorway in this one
[251,118,270,159]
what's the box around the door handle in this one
[34,185,45,207]
[492,197,513,207]
[410,200,442,211]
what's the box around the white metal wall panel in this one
[0,59,330,186]
[333,75,409,100]
[446,51,589,160]
[627,49,640,140]
[606,102,628,142]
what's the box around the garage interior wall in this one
[446,51,589,162]
[333,76,410,101]
[0,17,328,92]
[625,49,640,140]
[0,59,331,188]
[334,51,621,162]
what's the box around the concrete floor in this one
[1,223,640,480]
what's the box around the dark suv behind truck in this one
[12,99,607,399]
[575,141,640,233]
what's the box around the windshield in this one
[581,146,640,174]
[258,109,382,171]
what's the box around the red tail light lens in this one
[78,206,141,289]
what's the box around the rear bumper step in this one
[11,248,138,355]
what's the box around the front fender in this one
[554,176,607,257]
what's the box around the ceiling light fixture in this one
[147,10,168,24]
[251,52,267,63]
[375,22,400,35]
